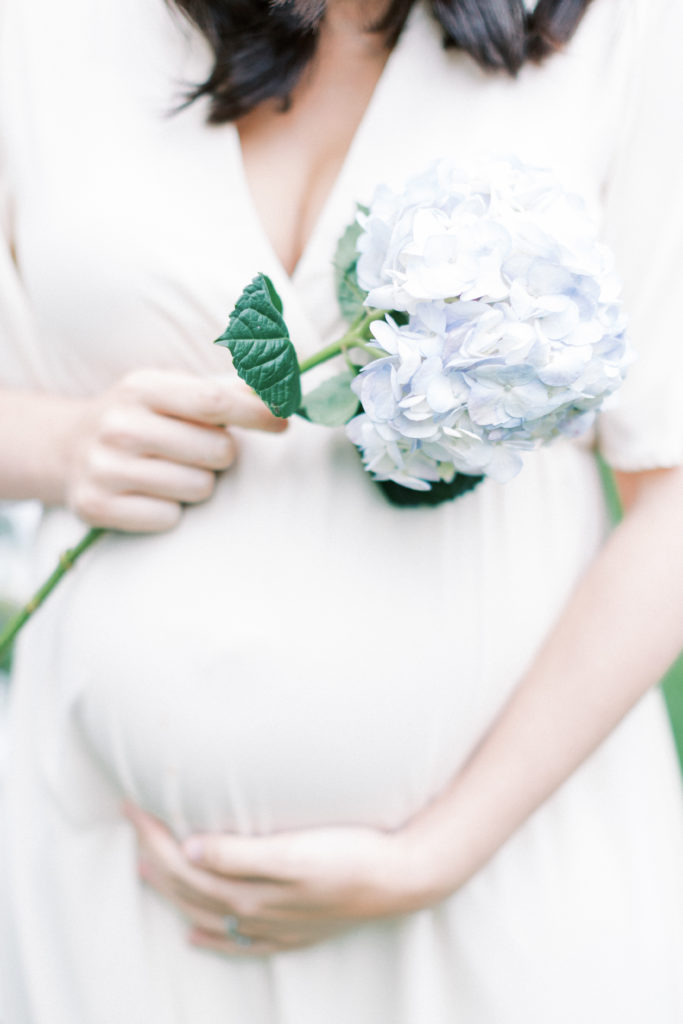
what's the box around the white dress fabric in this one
[1,0,683,1021]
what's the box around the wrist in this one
[0,388,91,505]
[377,825,460,916]
[27,390,91,507]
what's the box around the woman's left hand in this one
[124,805,432,956]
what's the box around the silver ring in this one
[223,914,252,947]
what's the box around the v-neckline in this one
[229,3,422,286]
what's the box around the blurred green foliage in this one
[663,660,683,772]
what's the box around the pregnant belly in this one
[48,436,605,837]
[77,619,476,837]
[72,539,490,836]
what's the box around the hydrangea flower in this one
[346,156,631,490]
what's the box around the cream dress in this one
[1,0,683,1021]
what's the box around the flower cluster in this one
[345,157,630,490]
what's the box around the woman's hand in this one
[125,805,431,956]
[60,368,286,531]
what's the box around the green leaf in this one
[214,273,301,418]
[333,206,369,324]
[299,370,360,427]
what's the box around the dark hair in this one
[170,0,593,123]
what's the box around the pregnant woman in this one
[1,0,683,1020]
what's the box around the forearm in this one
[404,465,683,903]
[0,387,82,504]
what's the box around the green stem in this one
[297,309,388,374]
[0,526,105,664]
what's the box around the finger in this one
[168,891,304,940]
[138,852,239,930]
[189,924,342,956]
[88,449,217,504]
[183,833,296,881]
[168,895,233,938]
[99,406,237,470]
[188,928,277,957]
[123,370,289,431]
[129,808,230,913]
[141,851,244,917]
[139,860,247,930]
[70,487,181,532]
[126,806,254,915]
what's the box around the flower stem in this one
[0,526,105,664]
[297,309,387,374]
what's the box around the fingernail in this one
[184,838,204,863]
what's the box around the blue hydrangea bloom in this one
[346,157,631,490]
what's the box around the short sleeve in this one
[596,0,683,471]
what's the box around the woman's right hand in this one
[61,368,287,532]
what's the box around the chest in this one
[234,29,391,277]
